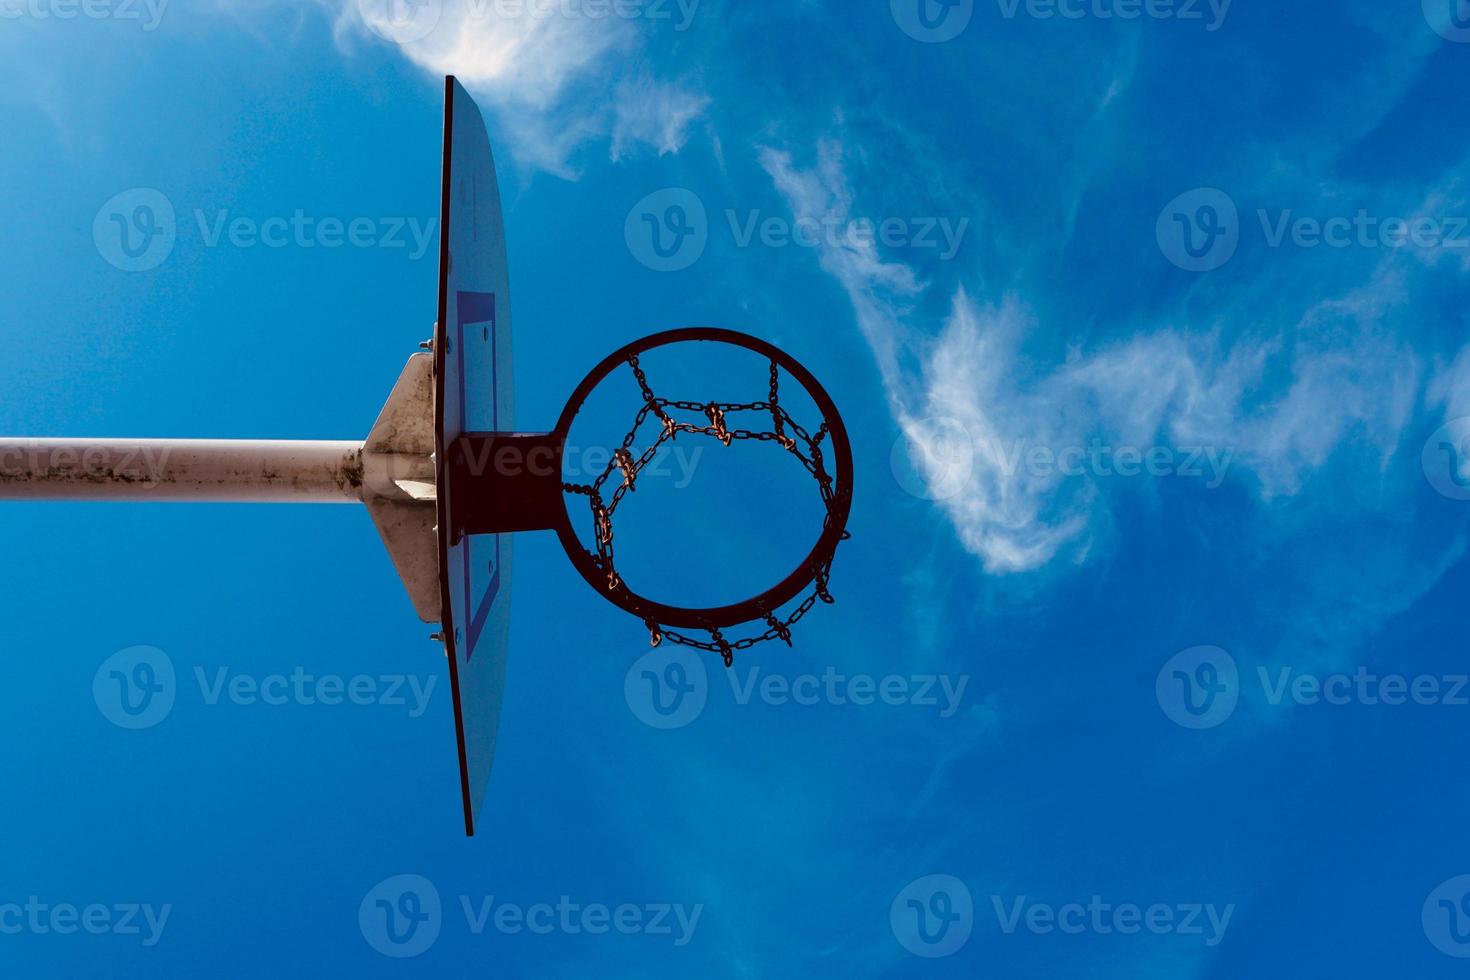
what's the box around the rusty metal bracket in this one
[450,432,563,539]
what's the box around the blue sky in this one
[3,0,1470,975]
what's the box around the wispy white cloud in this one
[764,137,1439,574]
[337,0,709,175]
[344,0,627,109]
[760,141,922,389]
[906,295,1094,573]
[610,75,710,161]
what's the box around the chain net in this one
[562,354,848,666]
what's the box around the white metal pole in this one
[0,438,367,503]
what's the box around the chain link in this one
[563,354,847,665]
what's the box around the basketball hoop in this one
[0,79,856,832]
[450,328,853,666]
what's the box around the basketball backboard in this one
[434,76,515,837]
